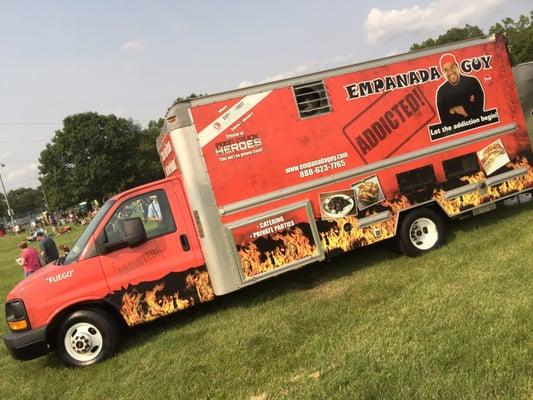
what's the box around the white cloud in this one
[364,0,505,44]
[121,64,134,72]
[332,54,356,64]
[0,152,13,161]
[238,54,356,87]
[120,39,146,51]
[385,49,401,57]
[262,61,316,83]
[236,62,316,88]
[7,163,39,184]
[238,80,254,89]
[114,107,128,118]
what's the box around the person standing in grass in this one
[36,231,59,264]
[16,241,42,278]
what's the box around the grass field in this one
[0,199,532,400]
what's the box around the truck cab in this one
[4,176,212,367]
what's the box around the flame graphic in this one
[120,270,214,326]
[186,270,215,302]
[235,158,533,277]
[121,285,190,326]
[434,158,533,215]
[320,195,411,253]
[319,216,394,252]
[382,195,412,213]
[238,227,317,277]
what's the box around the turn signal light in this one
[8,319,28,331]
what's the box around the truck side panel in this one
[191,35,530,213]
[163,34,532,293]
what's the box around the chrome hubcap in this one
[64,322,103,362]
[409,217,438,250]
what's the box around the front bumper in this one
[3,326,49,360]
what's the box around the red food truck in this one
[4,33,532,367]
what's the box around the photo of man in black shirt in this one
[436,53,485,125]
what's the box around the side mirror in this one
[96,218,147,255]
[124,217,147,248]
[98,239,128,254]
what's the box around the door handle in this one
[180,234,190,251]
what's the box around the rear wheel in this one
[56,309,119,367]
[399,208,445,257]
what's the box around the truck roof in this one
[108,175,179,202]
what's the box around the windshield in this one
[63,200,115,265]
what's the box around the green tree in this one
[6,187,44,216]
[138,118,165,183]
[39,112,146,209]
[174,93,207,104]
[489,11,533,65]
[410,24,485,51]
[0,194,6,219]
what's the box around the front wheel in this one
[398,208,446,257]
[56,309,119,367]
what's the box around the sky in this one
[0,0,530,191]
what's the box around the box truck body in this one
[4,34,532,366]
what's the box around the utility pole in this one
[0,163,15,226]
[41,184,51,212]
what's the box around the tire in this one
[398,208,446,257]
[56,309,119,367]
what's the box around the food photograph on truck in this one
[0,2,531,400]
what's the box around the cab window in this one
[104,190,176,243]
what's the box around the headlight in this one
[5,300,30,331]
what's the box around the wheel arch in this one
[46,300,126,348]
[395,200,449,232]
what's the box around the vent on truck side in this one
[442,153,480,180]
[293,81,331,118]
[396,165,437,195]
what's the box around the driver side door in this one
[96,183,208,326]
